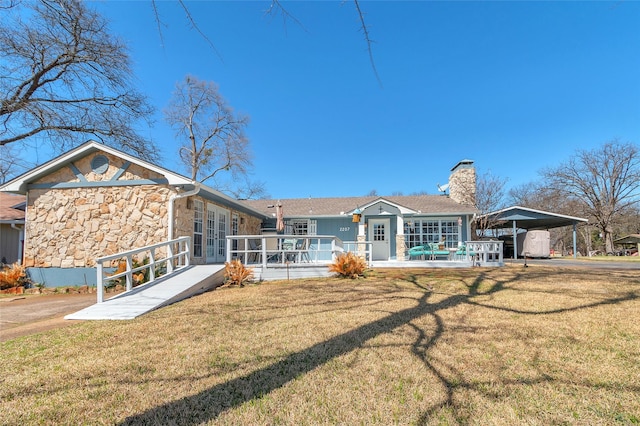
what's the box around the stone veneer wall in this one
[24,150,177,268]
[25,185,174,268]
[23,149,265,268]
[448,163,476,207]
[396,234,407,261]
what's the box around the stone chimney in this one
[448,160,476,206]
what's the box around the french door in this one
[206,204,229,263]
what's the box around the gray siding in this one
[0,225,21,264]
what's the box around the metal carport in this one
[614,234,640,255]
[479,206,588,259]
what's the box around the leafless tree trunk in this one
[164,75,265,198]
[0,0,156,160]
[542,140,640,254]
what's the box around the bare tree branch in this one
[264,0,308,34]
[353,0,382,87]
[150,0,165,49]
[0,0,156,160]
[149,0,223,61]
[0,144,31,184]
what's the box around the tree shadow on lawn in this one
[119,269,639,425]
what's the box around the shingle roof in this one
[0,192,26,221]
[241,195,477,217]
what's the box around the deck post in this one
[125,255,133,292]
[97,262,104,303]
[512,221,518,260]
[166,242,174,274]
[573,222,578,258]
[149,248,156,283]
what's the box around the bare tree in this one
[0,0,156,160]
[164,75,261,196]
[508,181,582,213]
[542,139,640,254]
[472,171,508,239]
[227,177,269,200]
[0,144,30,184]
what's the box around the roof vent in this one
[91,155,109,174]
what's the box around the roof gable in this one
[0,141,192,193]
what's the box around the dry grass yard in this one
[1,265,639,425]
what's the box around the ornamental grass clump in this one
[328,251,368,279]
[0,262,29,290]
[224,259,254,287]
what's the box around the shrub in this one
[0,262,30,290]
[107,256,150,288]
[224,259,254,287]
[328,252,368,279]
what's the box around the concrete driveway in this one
[0,293,98,342]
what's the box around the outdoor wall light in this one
[352,208,362,223]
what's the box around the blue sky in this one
[88,1,639,199]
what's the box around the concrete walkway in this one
[64,265,225,320]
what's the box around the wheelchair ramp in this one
[64,265,225,321]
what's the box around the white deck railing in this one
[465,240,504,266]
[342,241,373,265]
[95,237,191,303]
[226,235,347,267]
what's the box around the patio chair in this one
[454,245,476,261]
[282,238,297,262]
[295,238,311,263]
[408,244,428,260]
[265,236,281,263]
[248,239,262,263]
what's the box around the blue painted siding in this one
[27,267,98,288]
[314,217,355,260]
[317,217,357,242]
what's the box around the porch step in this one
[64,265,225,320]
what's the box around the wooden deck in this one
[64,265,225,320]
[63,255,490,321]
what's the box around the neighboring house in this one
[0,141,267,286]
[242,160,479,261]
[0,192,26,265]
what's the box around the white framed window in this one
[284,219,317,235]
[193,199,203,257]
[404,218,460,248]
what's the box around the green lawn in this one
[1,265,639,425]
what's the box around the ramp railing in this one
[95,236,191,303]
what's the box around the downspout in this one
[168,183,201,241]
